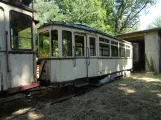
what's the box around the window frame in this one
[51,29,59,57]
[89,36,96,57]
[126,44,131,58]
[111,40,119,57]
[9,10,33,51]
[74,34,86,57]
[119,42,125,58]
[99,36,111,57]
[62,30,73,57]
[38,30,50,57]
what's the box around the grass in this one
[1,72,161,120]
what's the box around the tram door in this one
[87,36,97,77]
[74,34,87,79]
[8,11,36,88]
[0,8,7,91]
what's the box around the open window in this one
[62,30,72,57]
[89,37,96,56]
[39,31,50,57]
[75,35,85,56]
[10,10,32,50]
[51,30,58,57]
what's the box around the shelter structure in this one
[117,28,161,73]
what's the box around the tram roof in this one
[39,21,128,43]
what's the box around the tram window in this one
[120,47,125,57]
[126,45,131,57]
[111,45,118,57]
[39,31,50,57]
[75,35,84,56]
[119,43,125,57]
[51,30,58,57]
[90,37,96,56]
[126,49,130,57]
[99,43,110,56]
[62,30,72,56]
[10,11,32,50]
[99,37,109,43]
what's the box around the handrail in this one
[87,47,90,65]
[5,31,9,72]
[73,46,76,66]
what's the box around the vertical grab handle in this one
[5,31,9,72]
[73,46,76,66]
[87,47,90,65]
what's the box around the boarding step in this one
[74,78,89,87]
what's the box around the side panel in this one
[98,58,132,76]
[88,59,98,77]
[9,54,34,88]
[50,59,75,82]
[74,59,87,79]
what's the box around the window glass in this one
[126,45,131,57]
[119,43,125,57]
[111,41,118,45]
[99,37,109,43]
[90,37,96,56]
[62,30,72,56]
[126,49,130,57]
[51,30,58,57]
[75,35,84,56]
[120,47,125,57]
[111,45,118,57]
[10,11,32,50]
[39,31,50,57]
[99,43,110,56]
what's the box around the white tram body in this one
[0,0,38,93]
[37,22,133,86]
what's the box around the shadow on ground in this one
[1,73,161,120]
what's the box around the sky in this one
[139,0,161,30]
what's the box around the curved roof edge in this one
[38,21,129,43]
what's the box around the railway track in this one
[0,85,98,119]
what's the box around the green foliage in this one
[148,16,161,28]
[34,0,157,34]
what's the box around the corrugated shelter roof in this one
[39,21,128,43]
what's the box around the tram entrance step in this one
[74,78,89,87]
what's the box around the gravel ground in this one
[2,73,161,120]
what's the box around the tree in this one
[102,0,157,34]
[55,0,112,33]
[148,16,161,28]
[35,0,157,35]
[34,0,65,27]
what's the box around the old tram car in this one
[37,22,133,86]
[0,0,38,94]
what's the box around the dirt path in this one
[1,73,161,120]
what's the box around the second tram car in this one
[37,22,133,86]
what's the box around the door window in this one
[75,35,85,56]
